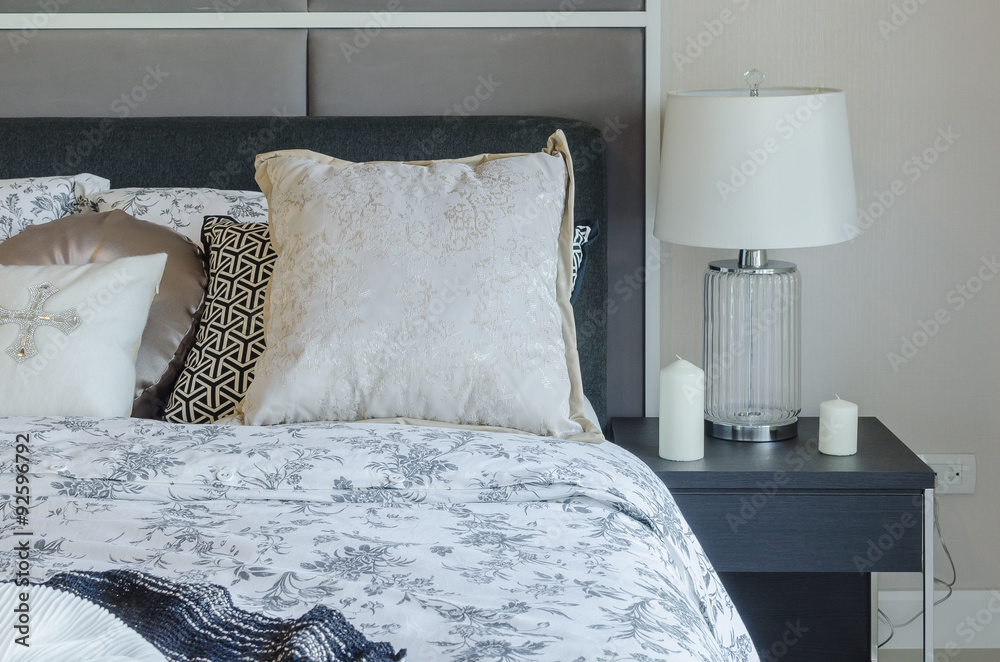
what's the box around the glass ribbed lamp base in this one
[703,255,801,442]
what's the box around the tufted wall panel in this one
[0,29,307,117]
[0,1,306,11]
[307,1,643,10]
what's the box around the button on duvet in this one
[215,467,236,482]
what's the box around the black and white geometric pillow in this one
[164,216,276,424]
[571,218,600,304]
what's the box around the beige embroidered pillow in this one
[239,131,601,442]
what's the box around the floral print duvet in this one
[0,417,757,661]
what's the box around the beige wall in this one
[661,0,1000,591]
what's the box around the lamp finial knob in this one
[745,68,765,97]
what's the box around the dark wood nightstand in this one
[611,416,935,662]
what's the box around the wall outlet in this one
[917,454,976,494]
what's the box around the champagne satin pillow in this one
[0,211,207,419]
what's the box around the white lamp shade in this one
[655,87,858,249]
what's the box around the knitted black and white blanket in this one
[41,570,406,662]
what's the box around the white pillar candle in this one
[659,358,705,461]
[819,396,859,456]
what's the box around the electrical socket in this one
[917,454,976,494]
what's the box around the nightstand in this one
[611,416,935,662]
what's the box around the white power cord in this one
[877,495,957,647]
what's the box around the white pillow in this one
[240,131,601,442]
[86,187,267,243]
[0,253,167,417]
[0,174,110,242]
[0,583,166,662]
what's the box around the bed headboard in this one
[0,114,609,428]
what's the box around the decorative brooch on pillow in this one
[0,282,81,362]
[0,254,167,418]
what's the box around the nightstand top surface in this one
[611,416,934,490]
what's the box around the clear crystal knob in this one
[745,68,765,97]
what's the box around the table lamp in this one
[654,70,858,441]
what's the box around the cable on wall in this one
[878,495,957,648]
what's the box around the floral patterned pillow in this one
[0,174,110,242]
[86,187,267,243]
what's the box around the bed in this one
[0,115,756,661]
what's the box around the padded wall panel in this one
[308,0,642,10]
[308,28,644,417]
[0,30,306,117]
[0,1,305,10]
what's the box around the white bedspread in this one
[0,417,757,661]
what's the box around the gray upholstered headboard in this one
[0,115,609,428]
[0,10,652,422]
